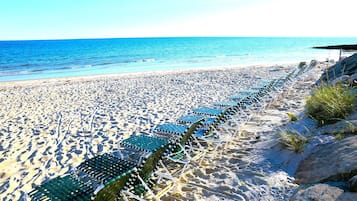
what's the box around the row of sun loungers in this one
[28,65,309,201]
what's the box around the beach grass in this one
[279,130,309,153]
[305,84,356,125]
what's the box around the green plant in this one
[286,112,298,121]
[306,84,356,125]
[278,130,308,153]
[335,132,345,140]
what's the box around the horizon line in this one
[1,35,357,42]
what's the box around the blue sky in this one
[0,0,356,40]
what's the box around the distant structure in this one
[313,44,357,61]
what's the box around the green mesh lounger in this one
[176,115,217,145]
[154,121,201,148]
[177,115,220,138]
[193,107,226,117]
[213,101,250,123]
[230,93,262,111]
[193,106,241,129]
[239,89,262,95]
[187,106,243,156]
[117,134,171,198]
[255,79,281,105]
[151,120,203,197]
[213,100,245,108]
[247,87,271,108]
[251,86,269,96]
[153,119,204,164]
[193,106,239,126]
[177,115,226,140]
[230,90,267,115]
[253,79,279,99]
[230,93,251,101]
[230,90,262,103]
[266,78,285,97]
[258,79,277,92]
[191,106,243,141]
[268,76,291,99]
[28,174,95,201]
[253,79,274,90]
[213,100,249,113]
[177,115,217,129]
[192,106,234,122]
[177,115,223,157]
[75,153,137,201]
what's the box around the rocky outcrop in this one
[320,53,357,82]
[291,184,357,201]
[295,135,357,184]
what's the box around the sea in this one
[1,37,357,82]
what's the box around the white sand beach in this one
[0,63,325,200]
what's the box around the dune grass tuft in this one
[279,130,308,153]
[305,84,356,125]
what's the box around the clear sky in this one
[0,0,356,40]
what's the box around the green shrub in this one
[279,130,308,153]
[286,112,298,121]
[306,84,356,125]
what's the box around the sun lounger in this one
[76,153,137,200]
[29,153,137,201]
[136,120,202,199]
[177,115,224,158]
[177,115,220,143]
[213,101,249,119]
[117,134,171,199]
[29,174,94,201]
[154,121,202,149]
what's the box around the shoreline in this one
[0,61,303,87]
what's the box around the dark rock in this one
[330,75,351,86]
[351,73,357,86]
[338,192,357,200]
[291,184,343,201]
[295,135,357,184]
[348,175,357,192]
[320,53,357,81]
[291,184,357,201]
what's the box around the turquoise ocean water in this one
[1,37,357,82]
